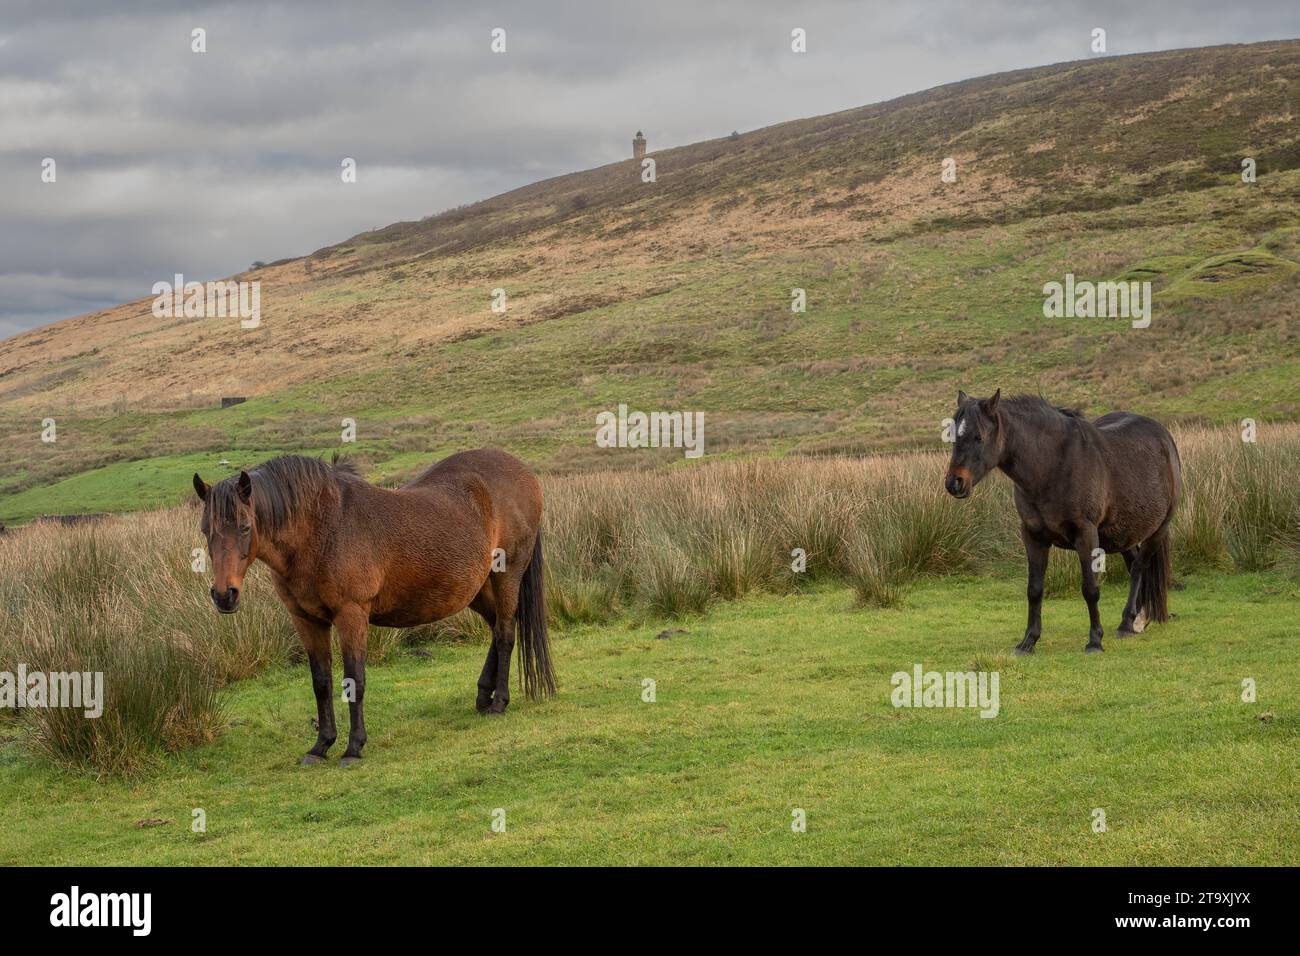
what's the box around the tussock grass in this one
[1170,426,1300,573]
[13,510,302,683]
[2,423,1297,773]
[0,510,295,775]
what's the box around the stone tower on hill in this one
[633,131,647,160]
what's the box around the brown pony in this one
[193,449,555,765]
[944,391,1181,654]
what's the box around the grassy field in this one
[1,571,1295,866]
[2,424,1296,775]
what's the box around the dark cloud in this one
[2,0,1298,334]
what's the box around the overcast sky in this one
[2,0,1298,338]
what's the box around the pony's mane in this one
[208,454,360,533]
[1002,394,1084,422]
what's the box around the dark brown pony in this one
[193,449,555,765]
[944,391,1181,654]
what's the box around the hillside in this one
[2,40,1300,522]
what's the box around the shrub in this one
[633,533,712,618]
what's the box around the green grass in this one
[0,447,346,521]
[0,452,245,519]
[2,571,1295,865]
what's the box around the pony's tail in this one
[516,531,556,700]
[1139,533,1171,624]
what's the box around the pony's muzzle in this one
[211,586,241,613]
[945,470,971,499]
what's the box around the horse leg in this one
[1075,526,1104,653]
[335,605,369,765]
[469,588,498,712]
[1116,548,1145,637]
[292,615,336,764]
[1015,530,1049,655]
[486,574,521,716]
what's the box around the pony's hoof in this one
[1084,644,1104,654]
[339,755,362,767]
[475,695,493,713]
[301,754,327,766]
[485,701,509,716]
[1115,628,1136,638]
[1014,645,1034,656]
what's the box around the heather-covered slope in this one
[2,40,1299,522]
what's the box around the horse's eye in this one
[239,525,251,536]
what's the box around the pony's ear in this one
[193,473,209,501]
[983,388,1001,415]
[957,390,970,405]
[237,471,253,503]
